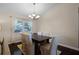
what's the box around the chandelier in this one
[28,3,40,20]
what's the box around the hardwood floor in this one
[58,45,79,55]
[8,42,79,55]
[8,42,23,55]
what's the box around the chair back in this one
[50,37,59,55]
[21,33,34,55]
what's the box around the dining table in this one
[32,33,52,55]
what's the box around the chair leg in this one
[1,44,3,55]
[1,38,4,55]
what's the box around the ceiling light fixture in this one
[28,3,40,20]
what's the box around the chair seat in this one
[40,43,51,55]
[41,43,51,50]
[40,37,60,55]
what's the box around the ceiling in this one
[0,3,58,16]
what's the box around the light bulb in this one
[28,15,32,17]
[28,15,33,19]
[32,14,36,17]
[35,15,40,19]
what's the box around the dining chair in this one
[50,37,59,55]
[48,33,53,43]
[41,32,49,36]
[0,38,4,55]
[40,37,59,55]
[0,44,1,54]
[37,32,42,35]
[21,33,34,55]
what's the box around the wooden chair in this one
[21,33,34,55]
[40,37,59,55]
[0,38,4,55]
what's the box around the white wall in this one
[38,4,79,48]
[32,20,39,33]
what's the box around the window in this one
[14,18,32,33]
[23,21,32,33]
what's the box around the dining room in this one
[0,3,79,55]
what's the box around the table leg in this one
[34,42,41,55]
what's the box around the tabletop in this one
[32,33,52,41]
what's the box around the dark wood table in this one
[32,33,51,55]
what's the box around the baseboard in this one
[59,43,79,51]
[58,44,79,55]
